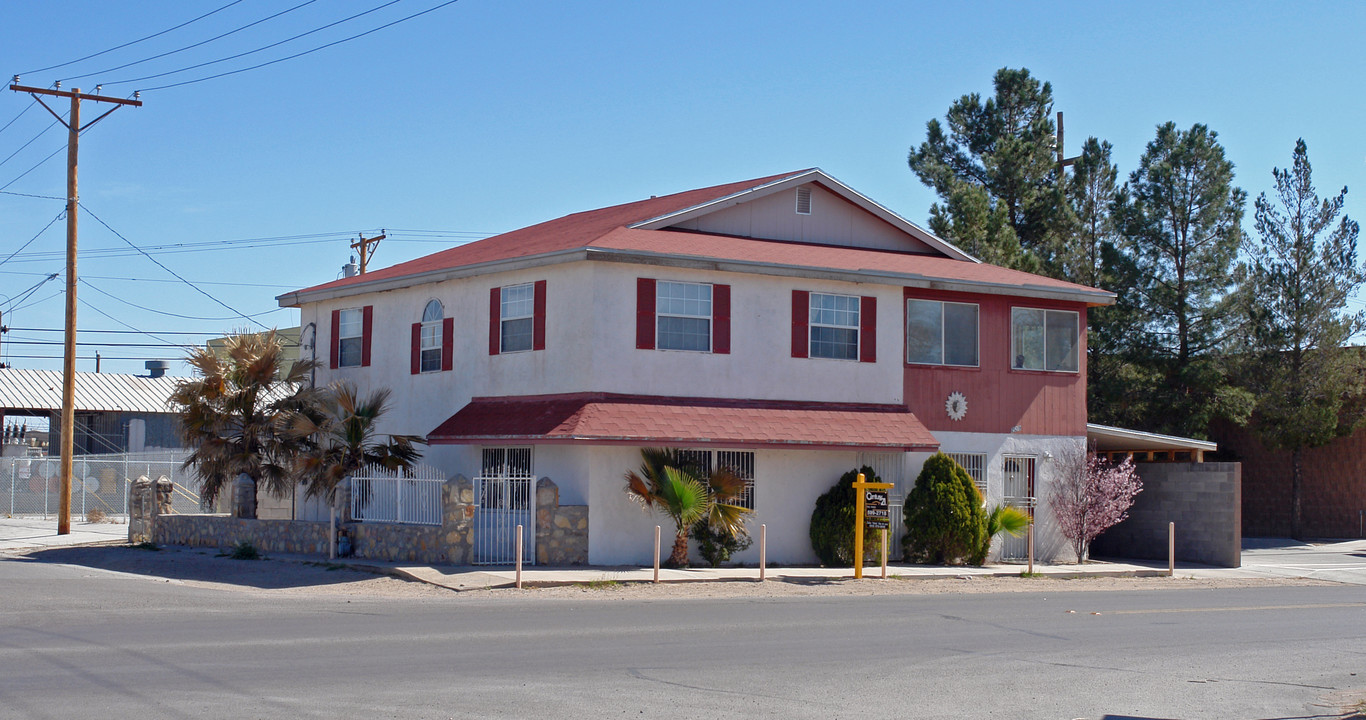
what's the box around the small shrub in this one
[809,466,885,567]
[902,453,987,566]
[128,541,161,552]
[692,520,753,567]
[85,507,107,523]
[228,540,260,560]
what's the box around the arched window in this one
[420,300,443,372]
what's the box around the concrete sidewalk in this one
[0,516,128,552]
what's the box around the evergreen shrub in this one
[809,466,884,567]
[692,520,753,567]
[902,453,987,565]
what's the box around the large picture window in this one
[337,308,364,368]
[500,283,535,353]
[657,281,712,352]
[809,292,860,360]
[1012,308,1079,372]
[906,299,978,367]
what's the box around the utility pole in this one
[350,231,385,274]
[1056,111,1082,180]
[10,80,141,534]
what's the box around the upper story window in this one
[419,300,443,372]
[791,290,875,363]
[1011,307,1079,372]
[337,308,364,367]
[499,283,535,353]
[906,299,979,367]
[636,278,731,354]
[809,292,861,360]
[657,281,712,352]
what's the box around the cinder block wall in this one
[1090,462,1241,568]
[1212,419,1366,538]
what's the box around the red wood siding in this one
[902,288,1088,436]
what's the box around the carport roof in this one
[1087,423,1217,455]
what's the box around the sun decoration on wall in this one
[945,391,968,422]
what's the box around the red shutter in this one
[410,323,421,375]
[791,290,809,358]
[859,295,876,363]
[360,305,373,367]
[329,309,340,369]
[636,278,656,350]
[532,279,547,351]
[488,287,501,356]
[712,283,730,354]
[441,317,454,371]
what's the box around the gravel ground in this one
[8,544,1333,601]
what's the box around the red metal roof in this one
[427,393,940,452]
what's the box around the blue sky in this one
[1,1,1362,375]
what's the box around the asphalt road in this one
[3,554,1365,720]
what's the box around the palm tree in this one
[285,381,424,505]
[169,331,319,516]
[983,503,1031,559]
[624,448,751,568]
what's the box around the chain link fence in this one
[0,451,204,519]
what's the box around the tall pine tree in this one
[1114,122,1252,438]
[1240,139,1366,539]
[908,67,1072,276]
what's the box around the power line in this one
[0,190,64,200]
[10,327,260,336]
[0,141,67,192]
[136,0,462,93]
[104,0,403,88]
[78,202,269,330]
[19,0,246,76]
[62,0,321,84]
[0,269,293,289]
[2,272,60,311]
[0,210,64,270]
[81,277,286,321]
[0,117,63,171]
[0,99,36,138]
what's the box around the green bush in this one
[228,540,261,560]
[809,466,885,567]
[902,453,987,565]
[692,520,753,567]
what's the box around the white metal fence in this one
[349,463,445,526]
[0,450,202,518]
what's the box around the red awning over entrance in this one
[428,393,939,452]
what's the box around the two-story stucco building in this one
[277,169,1114,565]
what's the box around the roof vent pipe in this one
[145,360,170,378]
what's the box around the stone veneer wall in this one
[1090,462,1241,568]
[148,473,587,567]
[535,477,589,565]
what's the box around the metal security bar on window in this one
[715,450,755,510]
[946,452,988,497]
[349,463,444,526]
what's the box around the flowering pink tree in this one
[1050,450,1142,563]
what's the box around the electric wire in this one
[19,0,246,76]
[78,202,269,330]
[81,278,285,322]
[10,327,254,336]
[0,210,64,270]
[12,289,62,313]
[135,0,462,93]
[61,0,321,83]
[0,100,36,138]
[103,0,403,88]
[0,190,65,201]
[0,117,63,171]
[0,142,67,193]
[1,272,59,311]
[76,295,203,351]
[0,270,292,289]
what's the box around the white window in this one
[906,299,979,367]
[945,452,987,497]
[657,281,712,352]
[1012,308,1079,372]
[809,292,860,360]
[420,300,443,373]
[673,449,756,511]
[500,283,535,353]
[338,308,363,368]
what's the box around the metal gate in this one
[472,448,535,565]
[1001,455,1037,561]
